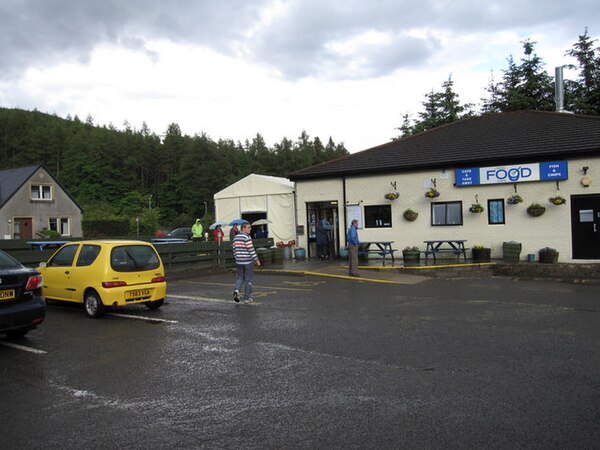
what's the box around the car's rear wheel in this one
[84,290,105,318]
[145,299,164,310]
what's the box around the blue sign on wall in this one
[455,161,568,186]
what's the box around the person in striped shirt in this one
[232,221,261,303]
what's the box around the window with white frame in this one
[431,201,463,226]
[49,218,70,236]
[31,184,52,200]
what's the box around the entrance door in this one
[14,217,33,239]
[571,194,600,259]
[306,202,339,259]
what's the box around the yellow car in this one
[37,240,167,318]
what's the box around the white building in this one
[214,173,296,244]
[289,111,600,262]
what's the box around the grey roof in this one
[0,165,41,208]
[289,111,600,180]
[0,164,83,211]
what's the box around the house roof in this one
[0,165,41,208]
[288,110,600,180]
[0,164,83,211]
[214,173,294,199]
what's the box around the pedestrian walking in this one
[232,221,261,303]
[346,219,360,277]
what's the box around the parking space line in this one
[106,313,178,323]
[0,341,47,354]
[169,294,261,305]
[180,280,313,291]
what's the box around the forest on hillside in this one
[0,108,348,232]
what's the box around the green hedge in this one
[82,219,130,237]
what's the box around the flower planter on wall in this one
[527,205,546,217]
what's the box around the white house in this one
[289,111,600,262]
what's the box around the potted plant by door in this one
[538,247,559,263]
[472,245,491,262]
[402,246,421,264]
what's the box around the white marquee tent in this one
[214,174,296,244]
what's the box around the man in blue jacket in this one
[346,219,360,277]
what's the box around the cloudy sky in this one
[0,0,598,152]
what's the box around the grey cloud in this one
[0,0,598,82]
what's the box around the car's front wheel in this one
[84,290,105,318]
[145,299,164,310]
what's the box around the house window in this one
[488,199,505,224]
[431,201,463,226]
[364,205,392,228]
[49,218,70,236]
[31,185,52,200]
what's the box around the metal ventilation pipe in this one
[555,66,564,113]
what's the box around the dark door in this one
[14,217,33,239]
[571,194,600,259]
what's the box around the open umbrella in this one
[209,221,229,230]
[252,219,272,226]
[229,219,248,226]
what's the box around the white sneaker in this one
[244,298,254,304]
[233,290,240,303]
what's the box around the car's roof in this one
[65,240,155,246]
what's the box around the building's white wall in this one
[295,157,600,262]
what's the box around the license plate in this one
[0,289,16,301]
[125,289,151,301]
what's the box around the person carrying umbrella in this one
[212,225,224,243]
[232,221,261,304]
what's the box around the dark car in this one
[167,227,192,240]
[0,249,46,338]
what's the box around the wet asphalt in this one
[1,270,599,449]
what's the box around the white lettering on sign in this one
[480,163,539,184]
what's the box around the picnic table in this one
[26,240,70,251]
[423,239,469,262]
[358,241,397,266]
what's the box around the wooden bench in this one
[358,241,397,266]
[423,240,468,263]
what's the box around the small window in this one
[48,245,78,267]
[31,185,52,200]
[431,201,463,226]
[76,245,101,267]
[488,199,505,224]
[49,218,71,236]
[364,205,392,228]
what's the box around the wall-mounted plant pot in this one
[403,211,418,221]
[527,206,546,217]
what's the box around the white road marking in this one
[0,341,47,354]
[169,294,260,305]
[106,313,178,323]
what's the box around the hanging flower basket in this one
[403,209,418,221]
[527,203,546,217]
[425,188,440,199]
[384,191,400,200]
[469,203,484,213]
[507,194,523,205]
[549,195,566,206]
